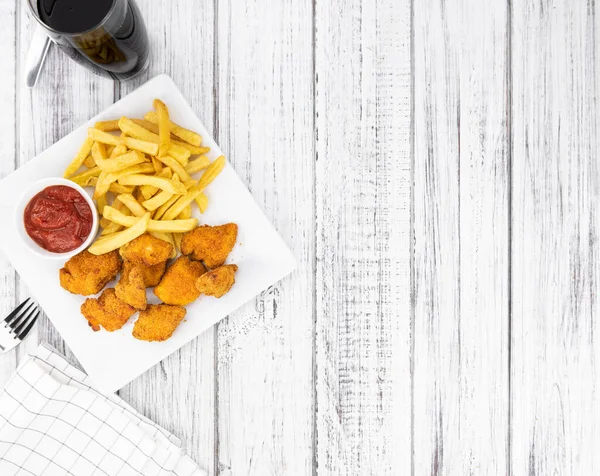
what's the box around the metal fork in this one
[0,298,40,353]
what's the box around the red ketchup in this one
[24,185,93,253]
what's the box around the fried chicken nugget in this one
[115,264,147,310]
[195,264,238,298]
[81,288,136,332]
[123,260,166,288]
[119,233,173,266]
[132,304,186,342]
[60,250,121,296]
[180,224,238,269]
[154,256,206,305]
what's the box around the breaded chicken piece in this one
[60,250,121,296]
[154,256,206,305]
[132,304,186,342]
[119,233,173,266]
[180,224,238,269]
[195,264,238,298]
[115,264,147,310]
[123,260,166,288]
[81,288,136,332]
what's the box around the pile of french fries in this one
[64,99,225,256]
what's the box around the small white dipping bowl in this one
[15,177,99,260]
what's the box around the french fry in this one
[197,155,226,190]
[64,137,94,177]
[144,111,202,146]
[83,155,96,168]
[162,186,202,221]
[116,193,147,217]
[94,163,155,199]
[106,145,115,157]
[96,150,147,172]
[185,156,210,174]
[154,155,191,182]
[153,99,171,157]
[195,192,208,213]
[103,206,198,233]
[142,190,174,211]
[184,179,198,189]
[149,231,177,258]
[100,196,126,229]
[88,128,122,146]
[178,205,192,220]
[151,157,163,173]
[119,117,190,162]
[132,119,209,154]
[124,137,159,156]
[149,219,197,233]
[94,120,120,132]
[108,183,134,194]
[166,145,191,164]
[96,194,108,217]
[89,213,151,255]
[140,167,172,199]
[172,232,183,252]
[70,166,101,187]
[118,174,186,195]
[110,144,127,158]
[153,194,180,220]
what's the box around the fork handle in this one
[25,26,52,88]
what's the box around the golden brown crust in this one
[153,256,206,305]
[115,264,147,310]
[195,264,238,298]
[122,259,166,288]
[132,304,186,342]
[81,288,136,332]
[180,224,238,269]
[60,250,121,296]
[119,233,173,266]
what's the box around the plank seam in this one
[507,0,513,474]
[310,1,318,476]
[409,0,416,474]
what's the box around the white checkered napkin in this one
[0,344,206,476]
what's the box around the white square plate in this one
[0,74,296,392]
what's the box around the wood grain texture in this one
[314,0,412,474]
[0,0,18,389]
[413,0,510,474]
[116,0,217,473]
[510,0,600,474]
[215,1,315,474]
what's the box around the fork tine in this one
[16,310,39,340]
[12,304,38,335]
[3,298,31,324]
[7,301,36,328]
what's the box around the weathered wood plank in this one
[0,0,18,389]
[510,0,599,474]
[314,0,412,474]
[16,5,115,368]
[413,0,510,474]
[116,0,216,473]
[215,0,315,474]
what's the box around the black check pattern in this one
[0,344,205,476]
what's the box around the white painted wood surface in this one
[511,0,600,474]
[1,0,599,475]
[413,0,510,474]
[314,1,412,475]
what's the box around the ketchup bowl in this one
[15,178,99,260]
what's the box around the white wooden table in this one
[1,0,598,474]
